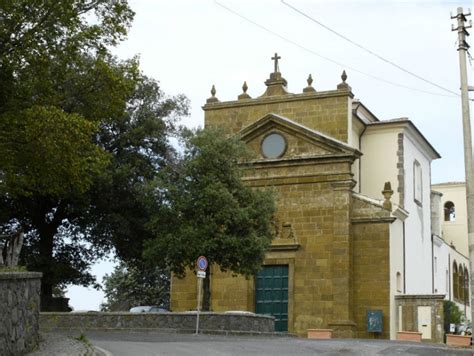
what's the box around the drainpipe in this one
[431,234,435,293]
[403,221,406,293]
[358,125,367,194]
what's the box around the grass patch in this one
[75,333,91,346]
[74,333,96,355]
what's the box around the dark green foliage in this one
[100,262,170,311]
[444,300,464,332]
[144,129,276,308]
[0,1,189,300]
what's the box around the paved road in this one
[77,330,474,356]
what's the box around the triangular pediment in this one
[237,113,361,160]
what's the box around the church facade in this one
[171,55,446,340]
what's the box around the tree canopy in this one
[0,1,189,304]
[144,129,276,309]
[101,262,170,312]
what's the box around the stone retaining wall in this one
[40,312,275,334]
[395,294,444,344]
[0,272,42,355]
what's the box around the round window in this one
[261,133,286,158]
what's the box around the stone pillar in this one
[329,180,356,337]
[0,272,42,355]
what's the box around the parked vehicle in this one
[129,306,168,313]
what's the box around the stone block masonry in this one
[0,272,42,355]
[40,312,275,334]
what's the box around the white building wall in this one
[432,183,468,256]
[403,133,433,294]
[360,129,399,202]
[433,237,471,319]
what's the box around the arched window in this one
[396,272,402,293]
[444,201,456,221]
[453,262,459,300]
[464,266,470,305]
[459,267,465,302]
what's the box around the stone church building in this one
[171,55,447,341]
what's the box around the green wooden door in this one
[256,265,288,332]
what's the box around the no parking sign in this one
[196,256,208,274]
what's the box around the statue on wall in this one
[0,230,24,267]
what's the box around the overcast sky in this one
[67,0,474,310]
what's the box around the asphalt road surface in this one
[76,330,474,356]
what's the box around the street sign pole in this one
[195,256,208,335]
[195,277,202,335]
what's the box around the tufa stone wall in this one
[351,195,394,339]
[204,91,352,143]
[0,272,42,356]
[171,158,358,337]
[40,312,274,334]
[171,63,398,338]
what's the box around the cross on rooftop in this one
[272,53,281,73]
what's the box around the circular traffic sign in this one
[196,256,208,271]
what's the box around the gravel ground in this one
[27,332,103,356]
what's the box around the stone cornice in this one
[395,294,445,300]
[242,153,358,169]
[242,173,353,186]
[351,217,396,224]
[331,180,356,191]
[268,243,300,251]
[202,89,353,111]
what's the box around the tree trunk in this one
[38,229,54,299]
[32,200,67,301]
[202,265,211,311]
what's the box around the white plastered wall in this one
[433,183,468,256]
[359,128,399,203]
[403,133,433,294]
[433,239,471,320]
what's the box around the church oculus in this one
[170,54,452,341]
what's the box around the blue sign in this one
[197,256,208,271]
[367,310,383,333]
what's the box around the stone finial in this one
[238,81,251,100]
[206,84,219,103]
[261,53,289,97]
[303,74,316,93]
[341,70,347,82]
[337,70,352,91]
[272,52,281,73]
[382,181,394,211]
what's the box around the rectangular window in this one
[414,160,422,205]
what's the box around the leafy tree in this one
[144,129,276,310]
[101,262,170,312]
[444,300,464,333]
[0,1,189,305]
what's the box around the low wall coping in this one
[41,311,274,320]
[40,311,275,334]
[0,271,43,280]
